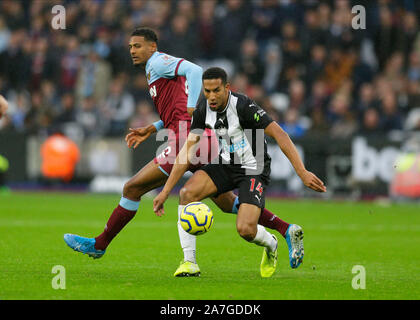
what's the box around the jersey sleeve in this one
[150,53,184,78]
[190,102,207,131]
[238,98,273,130]
[176,60,203,108]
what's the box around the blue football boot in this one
[285,224,304,268]
[64,234,105,259]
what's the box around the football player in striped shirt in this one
[153,67,326,277]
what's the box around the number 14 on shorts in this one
[249,178,263,195]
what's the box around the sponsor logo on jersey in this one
[221,138,247,153]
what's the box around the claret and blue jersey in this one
[145,51,203,134]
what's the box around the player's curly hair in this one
[131,28,158,43]
[202,67,228,85]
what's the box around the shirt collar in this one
[218,91,231,113]
[146,51,160,70]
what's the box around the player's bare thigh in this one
[123,159,168,201]
[236,203,261,241]
[179,170,218,205]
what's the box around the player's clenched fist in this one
[125,127,152,149]
[0,95,8,119]
[298,170,326,193]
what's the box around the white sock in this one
[177,205,197,263]
[251,225,277,252]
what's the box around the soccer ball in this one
[180,202,214,235]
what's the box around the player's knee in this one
[179,186,199,205]
[236,222,256,242]
[123,180,143,200]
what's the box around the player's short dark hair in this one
[202,67,228,85]
[131,28,158,44]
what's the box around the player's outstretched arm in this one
[153,132,201,216]
[264,122,326,193]
[125,120,163,149]
[0,95,8,119]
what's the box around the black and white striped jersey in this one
[190,91,273,175]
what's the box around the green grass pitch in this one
[0,192,419,300]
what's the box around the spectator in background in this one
[54,92,77,125]
[358,107,383,136]
[306,79,330,115]
[0,15,11,54]
[300,8,327,57]
[8,91,29,131]
[354,82,378,120]
[380,91,403,131]
[60,36,82,92]
[236,38,264,85]
[374,5,399,70]
[280,108,306,138]
[230,72,252,97]
[396,11,418,67]
[252,0,280,50]
[76,95,103,137]
[262,42,281,94]
[280,20,303,68]
[0,0,26,30]
[307,107,330,135]
[29,37,57,91]
[0,29,30,90]
[129,100,159,129]
[305,44,327,89]
[24,90,52,134]
[75,46,112,104]
[405,78,420,114]
[175,0,196,24]
[215,0,252,58]
[101,77,135,136]
[159,14,197,61]
[382,51,405,94]
[323,46,356,92]
[197,0,218,60]
[328,93,357,138]
[287,79,307,113]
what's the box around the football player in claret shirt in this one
[64,28,296,277]
[153,67,326,277]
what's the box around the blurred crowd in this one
[2,0,420,140]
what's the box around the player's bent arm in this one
[264,122,306,176]
[264,122,326,192]
[160,132,201,197]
